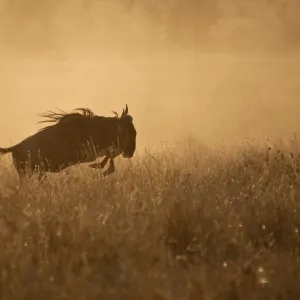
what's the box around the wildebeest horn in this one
[125,104,128,115]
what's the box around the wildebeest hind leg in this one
[12,158,26,179]
[103,159,115,177]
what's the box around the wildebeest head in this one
[114,104,137,158]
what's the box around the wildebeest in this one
[0,104,136,178]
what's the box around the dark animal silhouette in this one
[0,104,136,178]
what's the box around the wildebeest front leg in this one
[89,156,110,169]
[103,159,115,177]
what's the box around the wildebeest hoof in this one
[102,170,109,177]
[103,169,113,177]
[89,163,103,169]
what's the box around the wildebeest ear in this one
[125,104,128,115]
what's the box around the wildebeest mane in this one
[37,108,102,132]
[39,108,95,123]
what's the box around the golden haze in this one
[0,0,300,149]
[0,2,300,298]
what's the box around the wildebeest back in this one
[12,115,118,171]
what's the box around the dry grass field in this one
[0,139,300,299]
[1,0,300,298]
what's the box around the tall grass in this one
[0,140,300,299]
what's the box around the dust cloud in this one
[0,0,300,151]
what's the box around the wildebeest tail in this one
[0,147,12,156]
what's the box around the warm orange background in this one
[0,0,299,150]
